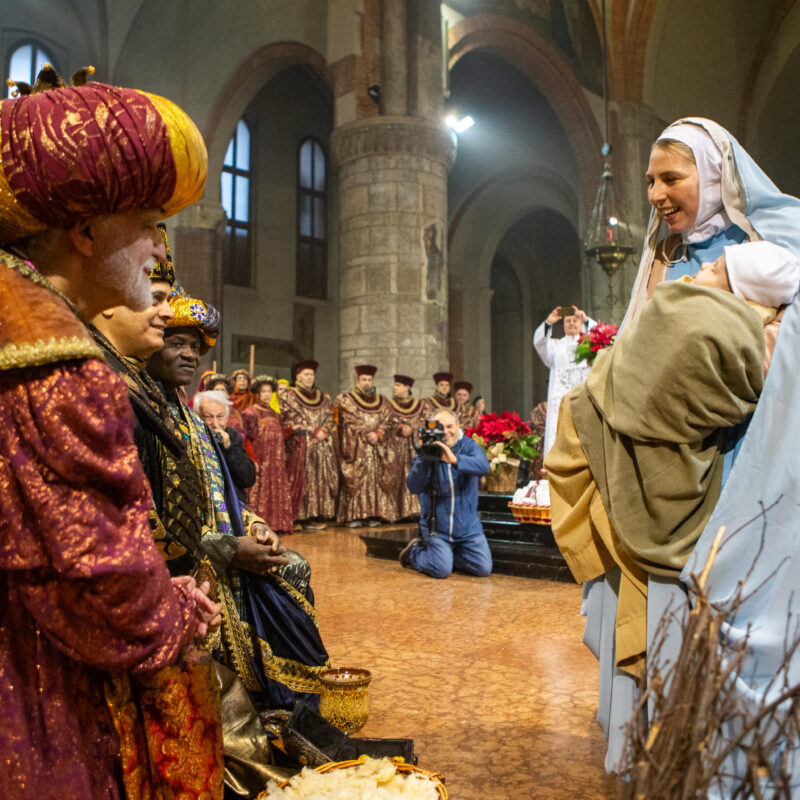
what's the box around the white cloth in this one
[725,240,800,307]
[657,122,731,244]
[533,318,595,456]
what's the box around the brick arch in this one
[621,1,659,103]
[203,42,333,195]
[448,14,603,215]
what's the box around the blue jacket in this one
[406,435,489,542]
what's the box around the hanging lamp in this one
[583,0,633,282]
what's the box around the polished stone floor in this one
[290,526,617,799]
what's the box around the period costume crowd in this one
[0,67,486,798]
[5,40,800,800]
[202,366,484,531]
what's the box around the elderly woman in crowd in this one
[548,117,800,787]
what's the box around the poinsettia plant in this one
[574,321,619,365]
[465,411,539,470]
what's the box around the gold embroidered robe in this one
[280,386,339,520]
[386,396,427,519]
[335,390,398,522]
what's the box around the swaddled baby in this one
[545,239,800,674]
[689,239,799,343]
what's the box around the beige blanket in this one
[547,282,765,675]
[571,281,765,576]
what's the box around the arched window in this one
[221,119,253,286]
[6,42,55,97]
[296,138,327,299]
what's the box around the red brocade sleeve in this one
[0,359,196,673]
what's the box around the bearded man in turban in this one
[0,67,220,800]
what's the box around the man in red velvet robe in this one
[230,368,254,413]
[0,67,220,800]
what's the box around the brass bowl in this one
[319,667,371,734]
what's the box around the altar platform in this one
[359,491,573,582]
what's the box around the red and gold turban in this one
[0,67,207,244]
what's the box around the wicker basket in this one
[257,755,447,799]
[485,461,518,493]
[508,502,551,525]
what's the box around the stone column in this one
[330,117,455,394]
[169,199,227,371]
[381,0,407,116]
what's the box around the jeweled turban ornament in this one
[0,64,207,244]
[167,282,220,354]
[149,223,176,286]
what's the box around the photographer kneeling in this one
[399,409,492,579]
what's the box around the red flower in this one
[469,410,531,443]
[575,321,619,365]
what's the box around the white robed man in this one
[533,305,595,457]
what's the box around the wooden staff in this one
[212,360,217,373]
[249,344,255,377]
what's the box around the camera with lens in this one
[414,419,446,461]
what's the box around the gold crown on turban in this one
[167,282,220,354]
[0,65,207,245]
[149,223,176,285]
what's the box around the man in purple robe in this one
[0,67,220,799]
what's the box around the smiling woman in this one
[635,120,751,299]
[570,116,800,783]
[646,143,699,235]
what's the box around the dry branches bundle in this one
[618,501,800,799]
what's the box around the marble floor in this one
[290,526,618,800]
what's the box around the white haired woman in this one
[195,389,256,505]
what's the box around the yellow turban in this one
[167,285,220,354]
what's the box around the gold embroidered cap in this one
[149,223,176,285]
[167,283,220,354]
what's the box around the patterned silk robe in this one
[170,399,330,711]
[242,404,294,533]
[280,386,338,520]
[457,403,480,431]
[0,253,208,800]
[387,396,427,519]
[335,390,398,522]
[422,393,456,417]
